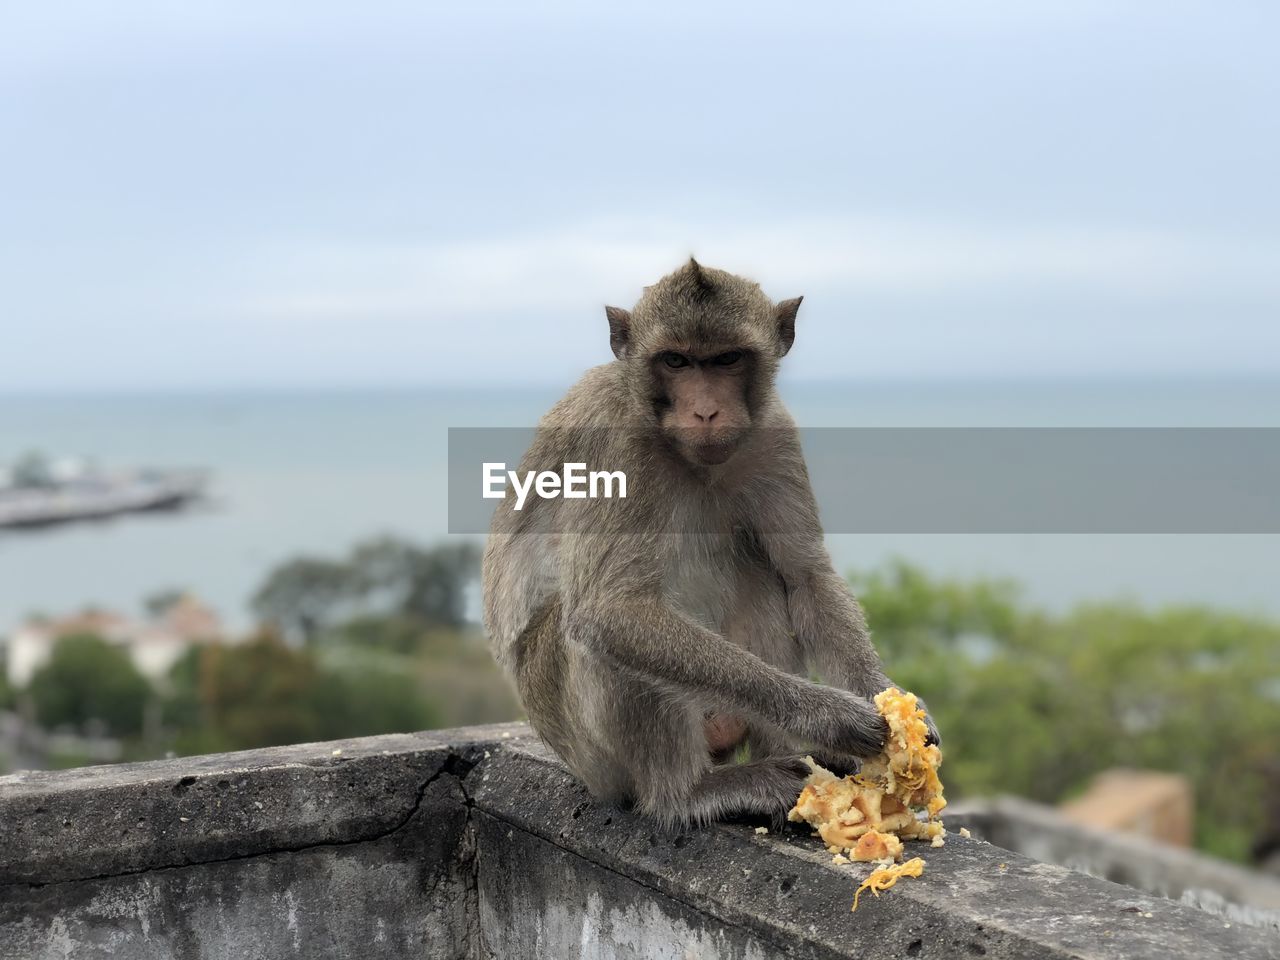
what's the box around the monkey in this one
[482,259,938,829]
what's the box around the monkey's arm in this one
[763,531,941,744]
[568,585,888,758]
[772,535,892,695]
[749,455,940,743]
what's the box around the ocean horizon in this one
[3,377,1279,632]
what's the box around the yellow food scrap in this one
[852,857,926,911]
[789,687,944,911]
[788,687,945,861]
[851,829,904,863]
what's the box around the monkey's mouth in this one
[682,434,744,466]
[662,425,749,466]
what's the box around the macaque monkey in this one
[483,259,937,828]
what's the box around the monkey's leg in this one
[617,696,807,828]
[572,659,708,809]
[658,756,812,829]
[580,664,805,828]
[737,721,862,779]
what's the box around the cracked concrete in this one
[2,722,1277,960]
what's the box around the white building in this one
[2,596,223,687]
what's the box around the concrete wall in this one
[2,724,1277,960]
[948,795,1280,929]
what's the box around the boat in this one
[0,453,208,529]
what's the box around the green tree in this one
[328,614,428,655]
[250,558,356,646]
[853,561,1280,863]
[168,635,328,750]
[310,666,439,739]
[347,537,480,628]
[164,634,440,754]
[250,538,481,647]
[27,634,152,736]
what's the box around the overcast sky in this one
[2,2,1278,391]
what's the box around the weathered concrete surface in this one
[3,722,1278,960]
[1,730,459,884]
[472,739,1279,960]
[948,795,1280,928]
[2,775,474,960]
[476,817,789,960]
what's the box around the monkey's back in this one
[481,362,635,667]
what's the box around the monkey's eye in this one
[661,352,691,369]
[712,351,743,367]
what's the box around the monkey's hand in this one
[914,696,942,747]
[799,687,889,758]
[806,749,863,778]
[755,756,818,829]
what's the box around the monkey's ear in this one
[605,306,632,360]
[775,296,803,356]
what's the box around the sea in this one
[2,378,1279,632]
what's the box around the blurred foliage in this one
[249,557,357,647]
[158,537,516,754]
[329,613,429,655]
[855,560,1280,862]
[163,634,441,755]
[0,667,12,710]
[347,539,479,627]
[412,627,521,727]
[315,627,519,731]
[251,537,480,645]
[27,633,151,736]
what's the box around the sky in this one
[2,1,1279,392]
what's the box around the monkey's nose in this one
[693,409,719,423]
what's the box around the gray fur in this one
[483,260,936,830]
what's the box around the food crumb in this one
[852,857,926,911]
[484,750,491,758]
[501,731,513,738]
[930,835,945,848]
[331,748,343,756]
[179,817,190,822]
[754,826,769,835]
[958,827,972,839]
[831,853,849,865]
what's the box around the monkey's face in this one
[606,260,803,466]
[649,346,757,466]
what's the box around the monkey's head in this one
[605,259,802,467]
